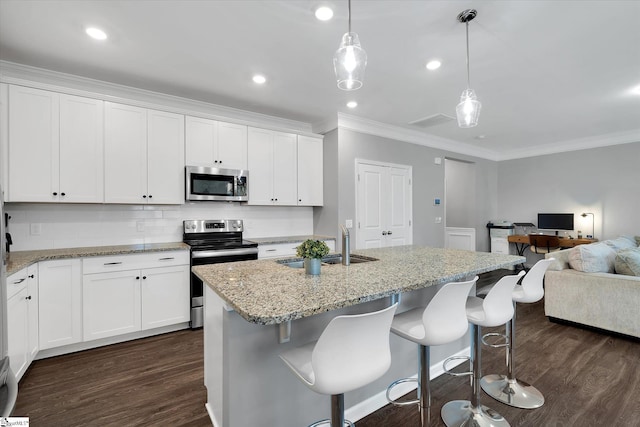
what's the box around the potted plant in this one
[296,239,330,275]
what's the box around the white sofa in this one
[544,236,640,339]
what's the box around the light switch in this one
[345,219,353,228]
[434,157,442,165]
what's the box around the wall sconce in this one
[581,212,594,239]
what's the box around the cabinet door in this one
[247,127,275,205]
[185,115,216,167]
[8,85,59,202]
[217,121,248,170]
[26,264,39,361]
[147,109,185,204]
[7,287,29,381]
[59,94,104,203]
[83,270,142,341]
[297,136,323,206]
[141,265,190,330]
[104,102,148,203]
[272,131,297,205]
[39,259,82,350]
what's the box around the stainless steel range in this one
[183,219,258,329]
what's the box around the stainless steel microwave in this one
[185,166,248,201]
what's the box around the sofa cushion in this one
[603,236,636,251]
[569,242,617,273]
[614,248,640,276]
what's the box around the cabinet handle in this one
[61,192,66,196]
[387,231,393,235]
[142,195,147,198]
[382,231,388,236]
[53,192,58,196]
[136,276,140,280]
[26,296,32,300]
[13,278,26,284]
[214,160,219,163]
[266,249,277,252]
[158,257,175,261]
[28,275,34,279]
[142,276,147,280]
[148,195,152,199]
[104,262,123,266]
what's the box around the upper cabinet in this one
[185,116,247,170]
[104,102,185,204]
[296,135,323,206]
[8,86,104,202]
[247,127,298,206]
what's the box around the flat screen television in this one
[537,213,574,234]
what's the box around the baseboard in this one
[205,403,220,427]
[345,346,471,422]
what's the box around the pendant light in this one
[333,0,367,90]
[456,9,481,128]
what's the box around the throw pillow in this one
[569,242,617,273]
[614,248,640,276]
[635,236,640,246]
[603,236,636,251]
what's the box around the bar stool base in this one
[441,400,510,427]
[480,375,544,409]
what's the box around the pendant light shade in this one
[456,9,481,128]
[334,0,367,90]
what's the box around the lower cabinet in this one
[258,240,336,259]
[7,265,39,381]
[38,259,83,350]
[82,251,190,342]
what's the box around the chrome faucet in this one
[341,225,350,266]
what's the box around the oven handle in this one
[191,247,258,259]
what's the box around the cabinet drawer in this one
[258,243,300,259]
[7,268,28,300]
[83,250,189,274]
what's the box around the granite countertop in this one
[6,242,189,275]
[193,245,525,325]
[248,235,336,245]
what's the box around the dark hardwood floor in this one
[13,270,640,426]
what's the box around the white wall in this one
[5,202,313,251]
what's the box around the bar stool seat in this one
[280,303,398,427]
[441,271,523,427]
[481,259,554,409]
[386,277,478,427]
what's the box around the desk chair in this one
[528,234,561,254]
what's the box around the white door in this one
[7,287,29,380]
[59,94,104,203]
[356,161,412,249]
[104,102,148,203]
[247,127,275,205]
[8,85,59,202]
[297,135,323,206]
[185,116,217,167]
[272,131,297,205]
[147,109,185,204]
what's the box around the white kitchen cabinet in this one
[141,265,190,330]
[82,251,189,341]
[104,102,184,204]
[185,116,247,170]
[26,264,39,362]
[38,259,83,350]
[296,135,323,206]
[83,270,142,341]
[258,240,335,259]
[7,86,104,203]
[247,127,297,205]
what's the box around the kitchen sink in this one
[277,254,378,268]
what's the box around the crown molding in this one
[0,60,313,135]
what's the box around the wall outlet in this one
[435,217,442,224]
[434,157,442,165]
[30,223,42,236]
[345,219,353,228]
[434,198,441,206]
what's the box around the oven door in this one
[189,247,258,329]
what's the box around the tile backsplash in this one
[5,202,314,251]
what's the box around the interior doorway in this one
[355,159,412,249]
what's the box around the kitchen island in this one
[194,245,524,427]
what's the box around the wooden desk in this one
[508,234,597,256]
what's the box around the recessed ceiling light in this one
[315,6,334,21]
[252,74,266,84]
[426,60,441,70]
[85,27,107,40]
[346,101,358,108]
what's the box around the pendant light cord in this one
[348,0,352,33]
[465,21,471,89]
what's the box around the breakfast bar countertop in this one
[6,242,190,275]
[193,245,525,325]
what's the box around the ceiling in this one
[1,0,639,160]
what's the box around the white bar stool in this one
[279,303,398,427]
[441,272,523,427]
[480,259,554,409]
[385,277,478,427]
